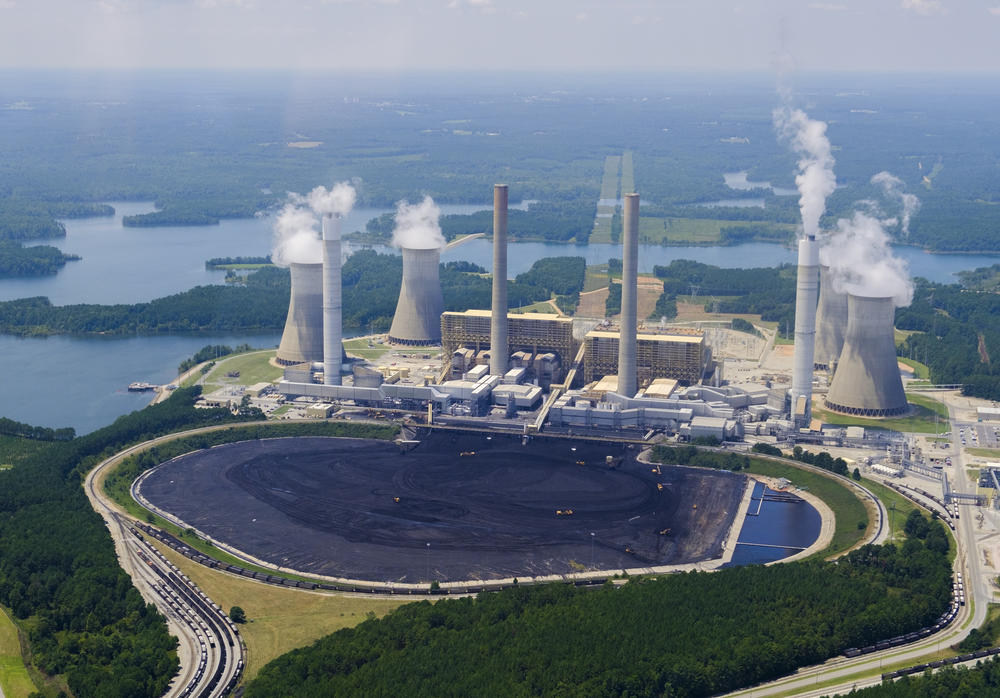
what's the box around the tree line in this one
[246,518,951,697]
[0,387,258,696]
[0,241,80,277]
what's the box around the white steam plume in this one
[306,181,357,216]
[773,106,837,239]
[871,171,920,237]
[819,211,913,307]
[271,202,321,267]
[391,196,445,250]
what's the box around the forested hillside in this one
[247,524,950,698]
[0,388,252,696]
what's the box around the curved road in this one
[84,425,249,698]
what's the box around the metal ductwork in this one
[388,247,445,346]
[824,293,908,417]
[276,262,324,366]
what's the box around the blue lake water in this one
[727,482,822,566]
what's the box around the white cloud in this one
[989,6,1000,15]
[0,0,16,8]
[901,0,944,15]
[808,2,847,10]
[575,12,588,21]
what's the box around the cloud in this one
[808,2,847,10]
[989,6,1000,15]
[575,12,588,21]
[901,0,944,15]
[0,0,16,8]
[448,0,494,11]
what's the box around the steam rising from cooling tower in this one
[388,196,445,345]
[821,212,913,308]
[814,265,847,371]
[272,203,321,267]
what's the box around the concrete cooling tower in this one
[814,265,848,371]
[824,294,908,417]
[276,262,324,366]
[388,247,445,345]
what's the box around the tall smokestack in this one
[322,213,343,385]
[814,265,848,371]
[825,294,907,417]
[617,193,639,397]
[388,247,445,345]
[276,262,324,366]
[790,234,819,424]
[490,184,509,376]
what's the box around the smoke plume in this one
[820,211,913,307]
[391,196,445,250]
[773,106,837,239]
[271,202,321,267]
[306,181,357,216]
[871,171,920,237]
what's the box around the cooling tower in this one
[322,213,343,385]
[789,234,819,424]
[490,184,509,375]
[814,265,848,371]
[824,294,908,417]
[388,247,445,345]
[617,193,639,397]
[276,262,324,366]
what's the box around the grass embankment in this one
[813,392,948,434]
[968,447,1000,459]
[342,337,390,361]
[201,351,282,393]
[744,459,869,559]
[858,478,919,542]
[150,541,405,683]
[514,300,556,314]
[0,606,34,698]
[897,356,931,379]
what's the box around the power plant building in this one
[824,293,908,417]
[441,310,575,381]
[276,262,324,366]
[582,328,706,389]
[388,247,445,345]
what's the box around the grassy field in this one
[151,541,406,683]
[744,459,870,559]
[514,300,557,313]
[968,447,1000,459]
[898,356,930,379]
[620,150,635,194]
[343,337,390,360]
[202,351,282,393]
[859,477,920,542]
[584,265,611,292]
[0,606,34,698]
[599,155,620,200]
[813,393,949,434]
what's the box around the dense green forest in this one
[0,252,578,336]
[845,656,1000,697]
[0,388,256,696]
[0,202,113,241]
[0,241,80,277]
[652,260,798,336]
[205,255,272,269]
[895,278,1000,400]
[0,416,75,442]
[246,519,950,697]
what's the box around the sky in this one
[0,0,999,72]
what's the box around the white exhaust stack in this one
[490,184,509,376]
[322,213,343,385]
[789,234,819,424]
[617,193,639,397]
